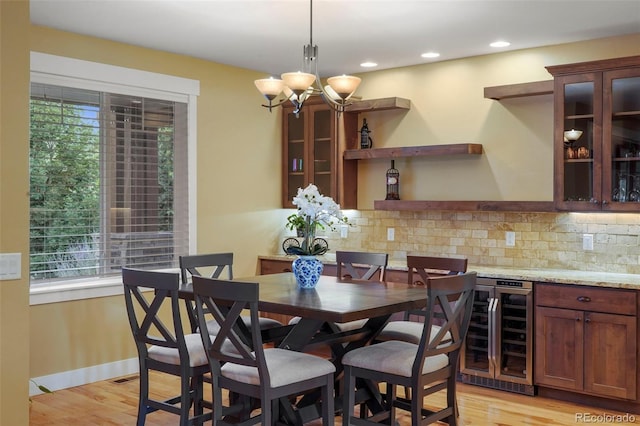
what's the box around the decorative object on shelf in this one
[292,255,324,289]
[577,146,590,159]
[385,160,400,200]
[253,0,361,115]
[563,129,583,146]
[360,118,373,149]
[282,237,301,253]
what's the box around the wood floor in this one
[29,372,638,425]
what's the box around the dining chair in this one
[376,255,468,344]
[179,252,283,334]
[192,275,336,426]
[342,271,477,426]
[122,268,212,426]
[333,250,389,332]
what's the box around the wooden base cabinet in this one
[535,283,637,401]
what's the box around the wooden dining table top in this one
[181,272,427,324]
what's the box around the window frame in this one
[29,52,199,305]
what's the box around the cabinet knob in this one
[576,317,581,322]
[585,317,591,323]
[576,296,591,303]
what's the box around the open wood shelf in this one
[344,143,482,160]
[373,200,556,212]
[345,97,411,112]
[484,80,554,100]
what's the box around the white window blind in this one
[29,83,189,282]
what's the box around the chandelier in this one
[254,0,361,115]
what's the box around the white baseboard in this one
[30,357,139,396]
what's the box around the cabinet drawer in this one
[536,283,636,315]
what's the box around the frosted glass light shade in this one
[254,77,284,100]
[281,72,316,96]
[327,75,361,99]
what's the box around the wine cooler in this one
[460,277,535,395]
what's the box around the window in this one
[29,53,198,301]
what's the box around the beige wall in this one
[0,3,638,422]
[0,1,30,424]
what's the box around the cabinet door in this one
[283,106,309,207]
[584,312,637,400]
[535,306,584,391]
[282,101,337,208]
[602,68,640,211]
[553,73,603,211]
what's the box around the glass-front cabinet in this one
[548,56,640,211]
[282,99,337,208]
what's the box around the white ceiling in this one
[30,0,640,78]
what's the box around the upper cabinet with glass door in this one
[282,97,340,208]
[547,56,640,211]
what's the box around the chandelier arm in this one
[260,92,297,111]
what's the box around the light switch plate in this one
[340,224,349,238]
[0,253,21,280]
[505,231,515,247]
[387,228,395,241]
[583,234,594,251]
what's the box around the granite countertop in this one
[259,254,640,290]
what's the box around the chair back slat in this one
[179,253,234,332]
[407,255,467,286]
[122,268,187,355]
[336,251,388,282]
[193,276,272,385]
[413,272,476,375]
[179,252,234,284]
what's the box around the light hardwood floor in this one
[29,372,638,425]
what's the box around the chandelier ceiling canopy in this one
[254,0,361,115]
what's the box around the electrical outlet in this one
[387,228,395,241]
[505,231,515,247]
[583,234,594,251]
[340,224,349,238]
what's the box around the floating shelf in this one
[344,143,483,160]
[484,80,554,100]
[374,200,556,212]
[345,97,411,113]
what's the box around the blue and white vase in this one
[292,256,323,289]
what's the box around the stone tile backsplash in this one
[321,210,640,274]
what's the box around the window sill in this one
[29,268,179,305]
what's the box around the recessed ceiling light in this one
[421,52,440,59]
[360,61,378,68]
[490,41,511,48]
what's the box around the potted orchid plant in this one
[285,184,348,256]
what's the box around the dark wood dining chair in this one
[376,255,468,344]
[179,252,282,334]
[342,272,477,426]
[192,275,336,426]
[333,250,389,332]
[122,268,212,426]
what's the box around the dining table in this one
[179,272,428,425]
